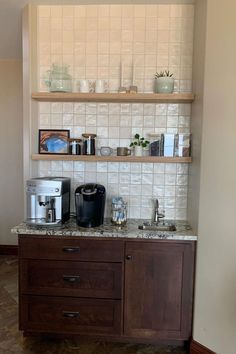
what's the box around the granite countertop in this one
[11,218,197,241]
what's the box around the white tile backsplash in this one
[36,3,194,220]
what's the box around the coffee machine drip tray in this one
[26,218,62,227]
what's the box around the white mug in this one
[79,79,93,93]
[95,79,106,93]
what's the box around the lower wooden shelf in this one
[31,154,192,163]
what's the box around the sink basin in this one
[138,222,176,232]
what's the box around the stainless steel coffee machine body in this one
[26,177,70,226]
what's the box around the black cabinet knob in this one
[126,255,132,260]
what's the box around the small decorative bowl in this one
[100,146,113,156]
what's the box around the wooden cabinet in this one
[20,260,122,298]
[124,241,195,341]
[19,236,124,337]
[19,236,123,262]
[20,295,121,335]
[18,235,195,343]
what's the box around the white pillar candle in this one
[132,62,135,85]
[120,62,123,87]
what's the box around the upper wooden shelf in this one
[31,92,194,103]
[32,154,192,163]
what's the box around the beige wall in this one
[193,0,236,353]
[0,60,23,244]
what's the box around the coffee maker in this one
[75,183,106,227]
[26,177,70,226]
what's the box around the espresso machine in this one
[26,177,71,226]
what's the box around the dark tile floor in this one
[0,255,188,354]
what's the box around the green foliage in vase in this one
[155,70,174,78]
[130,134,150,148]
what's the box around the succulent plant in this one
[155,70,174,78]
[130,133,150,148]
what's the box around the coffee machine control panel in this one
[26,181,62,196]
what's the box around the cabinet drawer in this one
[20,259,122,299]
[20,295,121,336]
[19,236,124,262]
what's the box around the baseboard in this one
[0,245,18,255]
[190,340,216,354]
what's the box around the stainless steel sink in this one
[138,222,176,232]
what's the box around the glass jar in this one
[68,138,81,155]
[82,133,96,155]
[44,64,72,92]
[111,202,127,226]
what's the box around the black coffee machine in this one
[75,183,106,227]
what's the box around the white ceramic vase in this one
[155,77,174,93]
[134,145,143,156]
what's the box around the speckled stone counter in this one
[12,218,197,241]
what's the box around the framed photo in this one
[38,129,70,154]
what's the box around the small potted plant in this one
[130,134,150,156]
[154,70,174,93]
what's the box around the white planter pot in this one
[142,147,150,157]
[134,146,143,156]
[155,77,174,93]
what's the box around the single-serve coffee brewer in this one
[26,177,70,226]
[75,183,106,228]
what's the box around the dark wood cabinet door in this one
[124,241,195,340]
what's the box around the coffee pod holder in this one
[111,197,127,226]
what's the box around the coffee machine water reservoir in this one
[26,177,70,226]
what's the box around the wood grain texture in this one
[20,295,121,335]
[0,245,18,255]
[31,154,192,163]
[19,236,124,262]
[32,92,194,103]
[124,241,195,341]
[1,254,189,351]
[18,236,195,345]
[190,340,216,354]
[20,259,122,299]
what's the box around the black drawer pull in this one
[63,311,80,319]
[63,275,80,283]
[62,247,80,253]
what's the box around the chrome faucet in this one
[152,199,165,224]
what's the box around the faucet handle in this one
[155,199,159,209]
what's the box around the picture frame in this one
[38,129,70,154]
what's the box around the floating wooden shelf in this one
[31,92,194,103]
[32,154,192,163]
